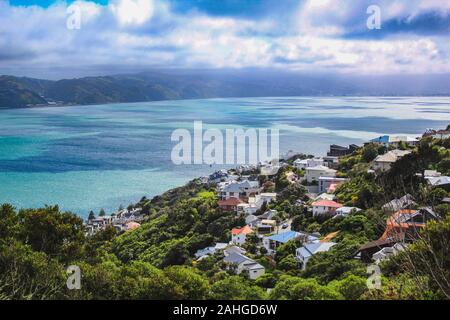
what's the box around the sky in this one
[1,0,450,79]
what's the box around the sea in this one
[0,96,449,217]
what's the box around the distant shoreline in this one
[2,94,450,111]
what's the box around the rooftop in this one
[219,197,244,206]
[231,225,253,235]
[311,200,343,208]
[374,149,411,163]
[267,230,300,243]
[297,242,336,258]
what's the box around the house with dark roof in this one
[327,144,358,157]
[296,242,337,270]
[223,252,265,279]
[382,194,417,213]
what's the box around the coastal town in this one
[84,127,450,281]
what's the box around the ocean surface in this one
[1,96,449,217]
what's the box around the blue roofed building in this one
[263,231,319,255]
[263,231,300,255]
[370,135,390,144]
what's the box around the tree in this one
[270,276,343,300]
[255,273,277,289]
[362,143,379,162]
[164,266,210,299]
[278,255,298,271]
[99,208,106,217]
[17,206,85,262]
[88,210,95,221]
[328,275,367,300]
[302,237,366,283]
[117,261,180,299]
[209,276,267,300]
[0,204,18,242]
[0,241,66,300]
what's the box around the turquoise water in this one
[0,96,449,217]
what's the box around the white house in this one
[223,252,265,279]
[426,176,450,188]
[372,149,411,172]
[333,206,362,218]
[260,192,277,203]
[311,200,343,216]
[296,242,336,270]
[219,180,260,200]
[318,177,347,194]
[236,193,277,215]
[294,157,324,170]
[231,225,253,245]
[195,243,228,260]
[304,165,337,183]
[372,243,406,264]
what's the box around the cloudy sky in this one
[1,0,449,79]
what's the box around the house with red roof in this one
[358,207,440,262]
[218,197,244,213]
[311,200,343,216]
[231,225,253,245]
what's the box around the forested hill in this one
[1,71,450,108]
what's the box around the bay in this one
[0,96,449,217]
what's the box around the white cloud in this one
[0,0,449,77]
[110,0,155,26]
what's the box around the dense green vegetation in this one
[1,136,449,300]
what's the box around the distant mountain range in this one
[1,70,450,108]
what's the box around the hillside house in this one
[382,194,416,212]
[231,225,253,245]
[218,197,244,213]
[294,157,324,170]
[305,165,337,183]
[372,149,411,171]
[219,180,260,200]
[318,177,347,194]
[370,135,418,147]
[263,231,302,255]
[311,200,343,216]
[223,252,265,280]
[296,242,336,270]
[327,144,358,157]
